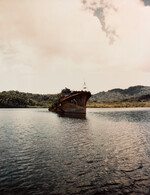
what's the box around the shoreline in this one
[0,102,150,109]
[87,101,150,108]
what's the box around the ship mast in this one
[83,82,87,91]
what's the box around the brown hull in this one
[49,91,91,114]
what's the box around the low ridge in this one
[91,85,150,102]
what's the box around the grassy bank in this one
[87,101,150,108]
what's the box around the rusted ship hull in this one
[49,91,91,114]
[49,104,86,114]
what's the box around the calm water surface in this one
[0,108,150,195]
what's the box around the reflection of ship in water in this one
[48,88,91,114]
[58,112,87,119]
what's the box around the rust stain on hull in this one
[48,88,91,114]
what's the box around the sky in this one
[0,0,150,94]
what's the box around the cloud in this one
[81,0,118,44]
[81,0,150,44]
[141,0,150,6]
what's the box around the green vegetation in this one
[87,101,150,108]
[88,94,150,108]
[91,85,150,102]
[0,91,58,108]
[88,85,150,108]
[0,88,150,108]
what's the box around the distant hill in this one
[90,85,150,102]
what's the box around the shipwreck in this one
[48,88,91,114]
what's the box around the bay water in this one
[0,108,150,194]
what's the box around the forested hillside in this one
[90,85,150,102]
[87,86,150,108]
[0,91,57,108]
